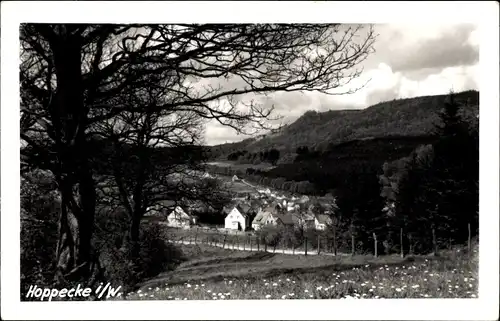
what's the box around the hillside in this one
[209,90,479,159]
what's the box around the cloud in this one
[382,24,479,73]
[202,23,480,145]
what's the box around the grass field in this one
[115,241,478,301]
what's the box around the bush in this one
[95,209,184,293]
[20,170,60,300]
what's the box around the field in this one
[115,242,478,301]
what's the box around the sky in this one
[203,23,479,146]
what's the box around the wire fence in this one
[165,223,475,258]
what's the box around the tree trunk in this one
[50,27,99,286]
[373,232,378,258]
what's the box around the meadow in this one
[114,241,478,301]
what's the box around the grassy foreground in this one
[113,242,478,301]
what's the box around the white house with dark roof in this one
[224,203,256,231]
[167,206,196,229]
[251,206,278,230]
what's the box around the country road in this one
[168,239,350,257]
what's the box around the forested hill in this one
[208,90,479,159]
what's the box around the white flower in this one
[464,278,468,282]
[265,294,271,299]
[272,283,278,286]
[412,285,420,289]
[289,293,295,296]
[304,289,309,293]
[220,295,225,299]
[281,295,287,299]
[396,288,402,292]
[186,284,191,288]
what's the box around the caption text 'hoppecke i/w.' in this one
[25,283,122,301]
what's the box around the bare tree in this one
[20,23,376,284]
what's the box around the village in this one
[145,173,336,235]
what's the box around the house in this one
[314,214,332,231]
[167,206,196,229]
[232,175,239,182]
[298,195,310,204]
[251,206,278,230]
[224,203,255,231]
[292,211,316,230]
[276,213,295,230]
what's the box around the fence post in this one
[408,233,413,255]
[432,228,437,255]
[333,223,337,256]
[373,232,378,258]
[236,235,239,250]
[351,224,355,257]
[194,227,198,244]
[223,232,228,249]
[317,234,321,255]
[400,227,404,258]
[257,236,260,251]
[305,236,308,256]
[250,236,253,251]
[282,238,285,254]
[468,223,471,258]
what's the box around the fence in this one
[165,223,476,258]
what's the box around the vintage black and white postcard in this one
[1,1,499,320]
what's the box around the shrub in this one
[20,170,60,300]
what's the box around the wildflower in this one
[469,284,473,288]
[281,295,287,299]
[412,285,420,289]
[225,292,231,296]
[464,278,468,282]
[207,290,211,293]
[168,296,173,299]
[365,264,370,268]
[470,294,476,298]
[228,280,233,284]
[369,289,374,292]
[272,283,278,286]
[265,283,269,286]
[137,290,142,294]
[396,288,402,292]
[201,284,205,287]
[289,293,295,296]
[220,295,225,299]
[304,289,309,293]
[424,294,430,298]
[375,295,380,299]
[286,278,290,282]
[316,286,322,290]
[372,285,376,289]
[455,285,459,289]
[429,274,434,277]
[309,295,313,298]
[265,294,271,299]
[184,298,187,300]
[361,283,366,287]
[252,290,256,293]
[186,284,191,288]
[423,278,427,281]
